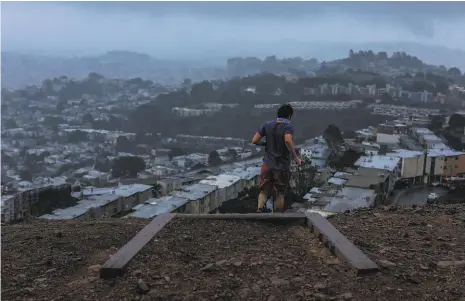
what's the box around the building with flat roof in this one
[170,183,218,214]
[126,196,189,219]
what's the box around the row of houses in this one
[126,166,261,219]
[1,177,71,223]
[36,166,261,221]
[39,184,154,220]
[254,100,363,110]
[302,154,402,214]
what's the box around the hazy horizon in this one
[2,2,465,60]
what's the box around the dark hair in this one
[277,104,293,119]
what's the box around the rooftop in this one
[199,174,242,189]
[355,155,400,172]
[126,196,189,219]
[72,184,152,198]
[170,183,217,201]
[387,149,424,159]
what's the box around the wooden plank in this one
[100,213,176,279]
[177,213,306,224]
[306,212,379,275]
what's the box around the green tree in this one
[208,150,223,166]
[111,156,146,178]
[82,113,94,124]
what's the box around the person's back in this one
[251,104,302,213]
[260,119,292,171]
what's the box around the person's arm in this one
[252,123,266,146]
[284,125,300,163]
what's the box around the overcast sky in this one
[2,2,465,58]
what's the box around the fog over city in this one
[2,1,465,59]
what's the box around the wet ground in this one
[395,186,449,206]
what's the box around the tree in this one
[429,115,445,132]
[82,113,94,124]
[447,67,462,77]
[449,114,465,129]
[4,119,18,129]
[168,147,186,160]
[378,145,389,155]
[19,169,33,181]
[208,150,223,166]
[226,149,238,162]
[291,157,316,197]
[115,136,133,153]
[68,130,89,143]
[111,156,146,178]
[190,81,215,103]
[94,158,112,173]
[323,124,344,150]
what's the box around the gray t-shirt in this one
[258,118,294,171]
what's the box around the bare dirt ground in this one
[3,205,465,301]
[330,204,465,301]
[87,219,355,301]
[1,218,148,301]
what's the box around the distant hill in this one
[0,51,224,89]
[2,42,464,89]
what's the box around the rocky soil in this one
[330,203,465,301]
[85,219,356,301]
[1,218,148,301]
[3,204,465,301]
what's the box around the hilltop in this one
[2,203,464,301]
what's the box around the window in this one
[456,157,459,160]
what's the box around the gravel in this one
[3,204,465,301]
[82,219,357,301]
[330,204,465,300]
[1,218,148,301]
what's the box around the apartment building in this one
[200,174,243,206]
[170,183,218,214]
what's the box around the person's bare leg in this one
[275,193,285,212]
[258,190,268,210]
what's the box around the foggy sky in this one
[2,2,465,59]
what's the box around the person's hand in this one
[294,157,302,167]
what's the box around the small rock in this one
[436,261,465,268]
[420,264,430,271]
[407,276,421,284]
[313,293,328,300]
[233,261,242,267]
[270,277,289,286]
[378,260,397,268]
[45,268,57,274]
[267,295,277,301]
[200,263,214,271]
[87,265,101,273]
[131,269,142,276]
[34,278,47,283]
[338,292,353,300]
[137,279,150,294]
[55,231,63,238]
[163,276,170,282]
[314,282,328,291]
[22,287,35,295]
[215,260,228,266]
